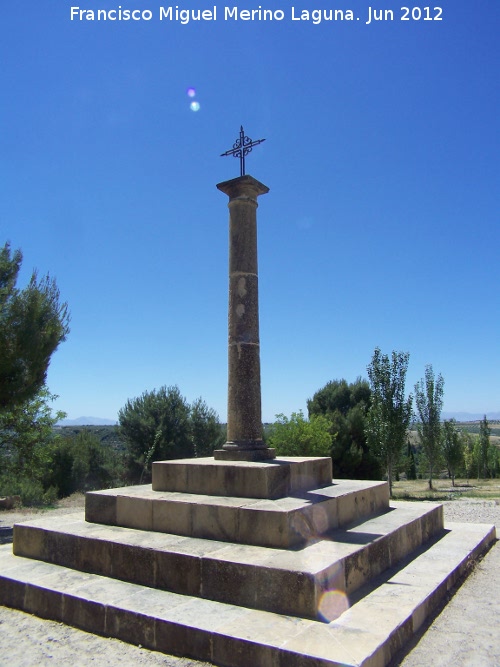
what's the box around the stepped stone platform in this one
[85,479,389,549]
[0,456,496,667]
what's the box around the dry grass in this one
[56,492,86,509]
[392,477,500,501]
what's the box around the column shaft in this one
[215,175,275,461]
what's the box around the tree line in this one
[0,243,225,505]
[267,348,499,496]
[1,242,497,504]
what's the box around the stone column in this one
[214,175,275,461]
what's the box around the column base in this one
[213,447,276,461]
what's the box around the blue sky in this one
[1,1,498,422]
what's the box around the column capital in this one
[217,174,269,201]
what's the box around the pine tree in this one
[0,243,70,410]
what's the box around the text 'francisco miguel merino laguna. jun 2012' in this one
[69,6,444,25]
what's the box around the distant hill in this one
[56,416,117,426]
[442,412,500,422]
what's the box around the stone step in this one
[1,522,495,667]
[13,501,443,620]
[85,478,390,548]
[151,456,333,500]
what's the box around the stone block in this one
[156,549,201,596]
[155,617,212,662]
[343,545,370,595]
[24,583,63,621]
[152,497,192,535]
[106,607,156,650]
[257,568,318,619]
[387,517,422,566]
[336,491,358,528]
[201,556,257,609]
[13,524,47,560]
[151,457,333,500]
[63,594,106,635]
[45,529,79,568]
[111,543,156,588]
[237,501,292,548]
[289,457,332,494]
[213,634,279,667]
[116,495,153,531]
[0,575,26,609]
[68,572,144,608]
[76,536,113,577]
[155,599,222,661]
[281,623,364,667]
[192,502,239,542]
[213,608,312,667]
[289,502,334,544]
[152,462,188,495]
[421,503,444,541]
[85,491,116,525]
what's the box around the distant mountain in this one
[441,412,500,422]
[56,416,117,426]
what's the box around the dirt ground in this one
[0,496,498,667]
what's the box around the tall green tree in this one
[442,419,463,487]
[0,243,70,410]
[414,365,444,490]
[478,416,491,479]
[365,348,413,496]
[308,378,380,479]
[268,410,332,457]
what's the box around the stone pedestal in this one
[5,471,495,666]
[215,175,275,461]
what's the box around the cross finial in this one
[220,125,266,177]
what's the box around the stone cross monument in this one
[214,128,275,461]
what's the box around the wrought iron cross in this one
[220,126,266,177]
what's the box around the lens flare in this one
[190,101,200,112]
[187,87,196,97]
[291,504,329,542]
[318,590,349,622]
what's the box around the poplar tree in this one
[414,365,444,490]
[461,431,475,484]
[478,416,491,479]
[442,419,463,487]
[366,348,413,496]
